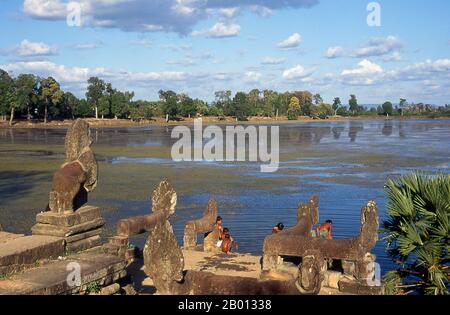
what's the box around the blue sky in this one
[0,0,449,105]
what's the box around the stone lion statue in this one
[48,119,98,214]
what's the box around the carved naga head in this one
[64,119,93,163]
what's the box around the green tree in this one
[382,101,394,117]
[262,90,278,117]
[129,100,154,121]
[60,92,79,119]
[98,95,110,119]
[13,74,39,123]
[332,97,341,116]
[0,69,14,121]
[349,94,358,115]
[313,93,323,105]
[214,90,232,111]
[111,90,134,119]
[248,89,261,116]
[399,98,407,116]
[179,94,197,118]
[39,77,63,123]
[73,99,93,118]
[287,96,300,120]
[291,91,312,116]
[336,106,348,116]
[194,99,209,116]
[232,92,250,120]
[86,77,106,119]
[317,103,333,119]
[159,90,179,121]
[383,173,450,295]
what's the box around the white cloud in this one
[72,42,102,50]
[142,24,164,31]
[0,60,198,85]
[282,65,314,79]
[245,71,262,82]
[261,57,286,65]
[23,0,318,34]
[351,35,402,58]
[219,7,240,18]
[396,58,450,80]
[2,39,57,57]
[340,59,384,86]
[191,22,240,38]
[23,0,67,19]
[0,60,106,82]
[277,33,302,49]
[383,51,402,62]
[342,59,383,76]
[325,46,344,59]
[166,58,197,66]
[250,5,273,17]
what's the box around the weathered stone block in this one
[65,228,102,244]
[0,235,65,275]
[203,227,221,253]
[36,206,102,227]
[109,235,129,246]
[99,283,121,295]
[32,217,105,237]
[66,235,102,253]
[338,278,384,295]
[0,232,25,244]
[183,198,218,249]
[322,271,342,289]
[0,252,127,295]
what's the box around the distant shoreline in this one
[1,115,449,129]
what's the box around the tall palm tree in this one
[383,172,450,295]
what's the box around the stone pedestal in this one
[32,205,105,253]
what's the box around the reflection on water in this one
[1,119,449,275]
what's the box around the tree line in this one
[1,69,449,125]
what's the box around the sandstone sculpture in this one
[143,187,329,295]
[32,120,104,253]
[262,196,382,294]
[106,180,177,259]
[49,119,98,213]
[116,180,177,237]
[144,218,320,295]
[183,198,218,249]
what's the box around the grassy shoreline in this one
[1,115,449,129]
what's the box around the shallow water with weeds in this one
[1,119,449,275]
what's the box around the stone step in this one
[0,235,65,275]
[35,206,102,227]
[32,217,105,237]
[0,232,25,244]
[0,252,127,295]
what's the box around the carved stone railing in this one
[106,180,177,259]
[183,198,218,249]
[144,213,324,295]
[262,198,380,290]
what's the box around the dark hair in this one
[216,216,222,222]
[277,223,284,230]
[325,220,333,224]
[223,227,229,233]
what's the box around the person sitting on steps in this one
[272,222,284,234]
[316,220,333,240]
[221,228,238,254]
